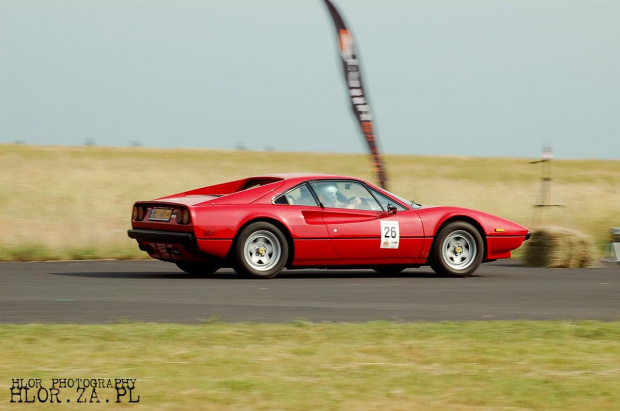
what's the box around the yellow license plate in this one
[149,208,172,222]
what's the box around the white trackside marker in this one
[380,221,400,249]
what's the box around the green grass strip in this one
[3,321,620,410]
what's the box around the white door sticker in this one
[380,221,400,249]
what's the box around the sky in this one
[1,0,619,159]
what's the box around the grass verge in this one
[2,321,620,410]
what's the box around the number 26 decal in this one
[380,221,400,249]
[384,226,397,238]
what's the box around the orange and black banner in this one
[322,0,387,189]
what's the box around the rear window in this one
[274,184,319,206]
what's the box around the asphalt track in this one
[1,260,619,323]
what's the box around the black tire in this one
[372,265,407,275]
[430,221,483,277]
[428,258,444,276]
[233,222,288,279]
[175,262,221,277]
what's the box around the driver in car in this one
[318,184,362,209]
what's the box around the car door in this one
[273,183,340,264]
[309,181,424,261]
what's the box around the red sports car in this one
[128,174,530,278]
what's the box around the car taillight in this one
[177,209,191,224]
[133,206,146,221]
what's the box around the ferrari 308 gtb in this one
[128,174,530,278]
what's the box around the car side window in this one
[275,184,318,206]
[310,181,381,211]
[369,189,407,211]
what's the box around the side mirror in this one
[387,204,397,215]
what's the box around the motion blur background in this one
[1,0,619,261]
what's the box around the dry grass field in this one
[1,144,618,261]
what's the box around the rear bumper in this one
[127,229,195,245]
[525,231,532,241]
[128,229,225,263]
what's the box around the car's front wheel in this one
[430,221,483,277]
[234,222,288,279]
[175,262,221,277]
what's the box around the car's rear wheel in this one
[430,221,483,277]
[234,222,288,279]
[175,262,221,277]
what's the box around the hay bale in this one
[524,226,596,268]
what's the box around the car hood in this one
[414,205,529,237]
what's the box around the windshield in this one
[384,190,422,209]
